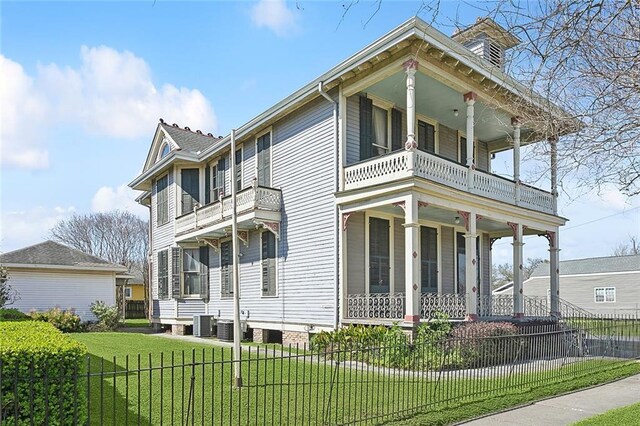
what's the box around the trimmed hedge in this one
[0,321,87,424]
[0,308,30,322]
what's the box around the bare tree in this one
[492,257,545,289]
[613,235,640,256]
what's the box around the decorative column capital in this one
[511,116,522,127]
[463,91,477,104]
[403,58,419,72]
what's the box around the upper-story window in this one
[156,174,169,226]
[417,120,436,154]
[207,157,226,204]
[257,132,271,187]
[181,168,200,215]
[160,142,171,159]
[235,148,243,191]
[359,95,403,161]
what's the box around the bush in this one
[0,321,87,424]
[90,300,122,330]
[30,307,83,333]
[450,321,521,367]
[0,308,30,322]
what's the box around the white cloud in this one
[91,184,148,218]
[1,46,217,170]
[0,206,76,253]
[250,0,299,37]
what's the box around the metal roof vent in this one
[452,17,520,71]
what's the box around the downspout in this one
[318,81,340,330]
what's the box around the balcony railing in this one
[344,150,555,214]
[175,186,281,235]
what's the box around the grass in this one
[122,318,150,328]
[567,318,640,337]
[68,332,640,425]
[573,401,640,425]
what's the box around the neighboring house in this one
[116,266,148,319]
[122,267,145,301]
[130,17,574,344]
[0,241,127,321]
[494,255,640,315]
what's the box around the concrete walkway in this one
[461,373,640,425]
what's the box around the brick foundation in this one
[253,328,269,343]
[171,324,186,336]
[282,330,309,347]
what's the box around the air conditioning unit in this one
[217,320,234,341]
[193,315,212,337]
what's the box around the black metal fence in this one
[1,316,639,425]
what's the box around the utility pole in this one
[230,129,243,388]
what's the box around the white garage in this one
[0,240,127,321]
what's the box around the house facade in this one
[494,255,640,316]
[130,17,573,344]
[0,241,127,321]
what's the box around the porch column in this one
[464,92,476,190]
[404,195,421,324]
[512,117,521,204]
[549,135,558,215]
[464,212,478,320]
[548,230,561,317]
[510,222,525,318]
[404,59,419,150]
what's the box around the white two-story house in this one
[130,17,574,344]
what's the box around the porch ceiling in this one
[366,71,515,145]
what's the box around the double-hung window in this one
[156,175,169,226]
[257,132,271,187]
[594,287,615,303]
[220,241,233,298]
[359,96,403,160]
[417,120,436,154]
[181,168,200,215]
[261,231,277,296]
[157,249,169,299]
[182,249,202,296]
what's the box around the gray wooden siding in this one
[477,141,489,172]
[441,226,455,294]
[347,212,365,294]
[394,218,405,293]
[346,95,360,165]
[438,124,458,162]
[206,97,337,328]
[518,273,640,315]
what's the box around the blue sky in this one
[1,1,638,264]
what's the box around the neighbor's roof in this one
[530,255,640,277]
[0,241,127,272]
[159,121,221,155]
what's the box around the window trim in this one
[416,114,439,154]
[181,246,203,298]
[260,230,278,298]
[155,174,169,226]
[366,94,395,155]
[594,287,616,303]
[364,212,394,295]
[178,167,201,216]
[124,287,132,299]
[255,128,273,188]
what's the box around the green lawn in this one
[70,332,640,425]
[573,401,640,425]
[122,318,150,328]
[567,318,640,337]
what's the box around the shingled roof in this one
[0,241,126,271]
[160,121,219,155]
[530,254,640,277]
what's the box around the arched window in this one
[160,143,171,158]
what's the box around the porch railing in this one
[175,186,281,235]
[421,293,466,320]
[344,150,554,214]
[345,293,405,320]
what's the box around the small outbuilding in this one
[0,240,127,321]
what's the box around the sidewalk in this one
[461,373,640,425]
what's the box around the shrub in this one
[30,307,83,333]
[90,300,122,330]
[450,321,521,368]
[0,321,87,424]
[0,308,30,322]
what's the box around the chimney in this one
[452,17,520,71]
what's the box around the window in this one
[261,231,277,296]
[182,249,202,296]
[235,148,243,191]
[158,249,169,299]
[421,226,438,293]
[220,241,233,298]
[156,175,169,226]
[124,287,132,299]
[359,96,402,160]
[418,120,436,154]
[372,105,389,155]
[257,132,271,187]
[459,136,468,166]
[369,217,390,294]
[160,142,171,159]
[209,158,225,202]
[594,287,616,303]
[181,168,200,215]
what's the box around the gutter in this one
[318,81,341,331]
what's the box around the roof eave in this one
[129,152,198,191]
[2,263,128,273]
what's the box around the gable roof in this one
[530,255,640,277]
[159,121,220,155]
[0,241,127,272]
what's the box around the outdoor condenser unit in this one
[193,315,212,337]
[217,320,234,341]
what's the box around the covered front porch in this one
[338,189,564,325]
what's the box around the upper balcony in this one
[175,186,281,239]
[344,149,554,214]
